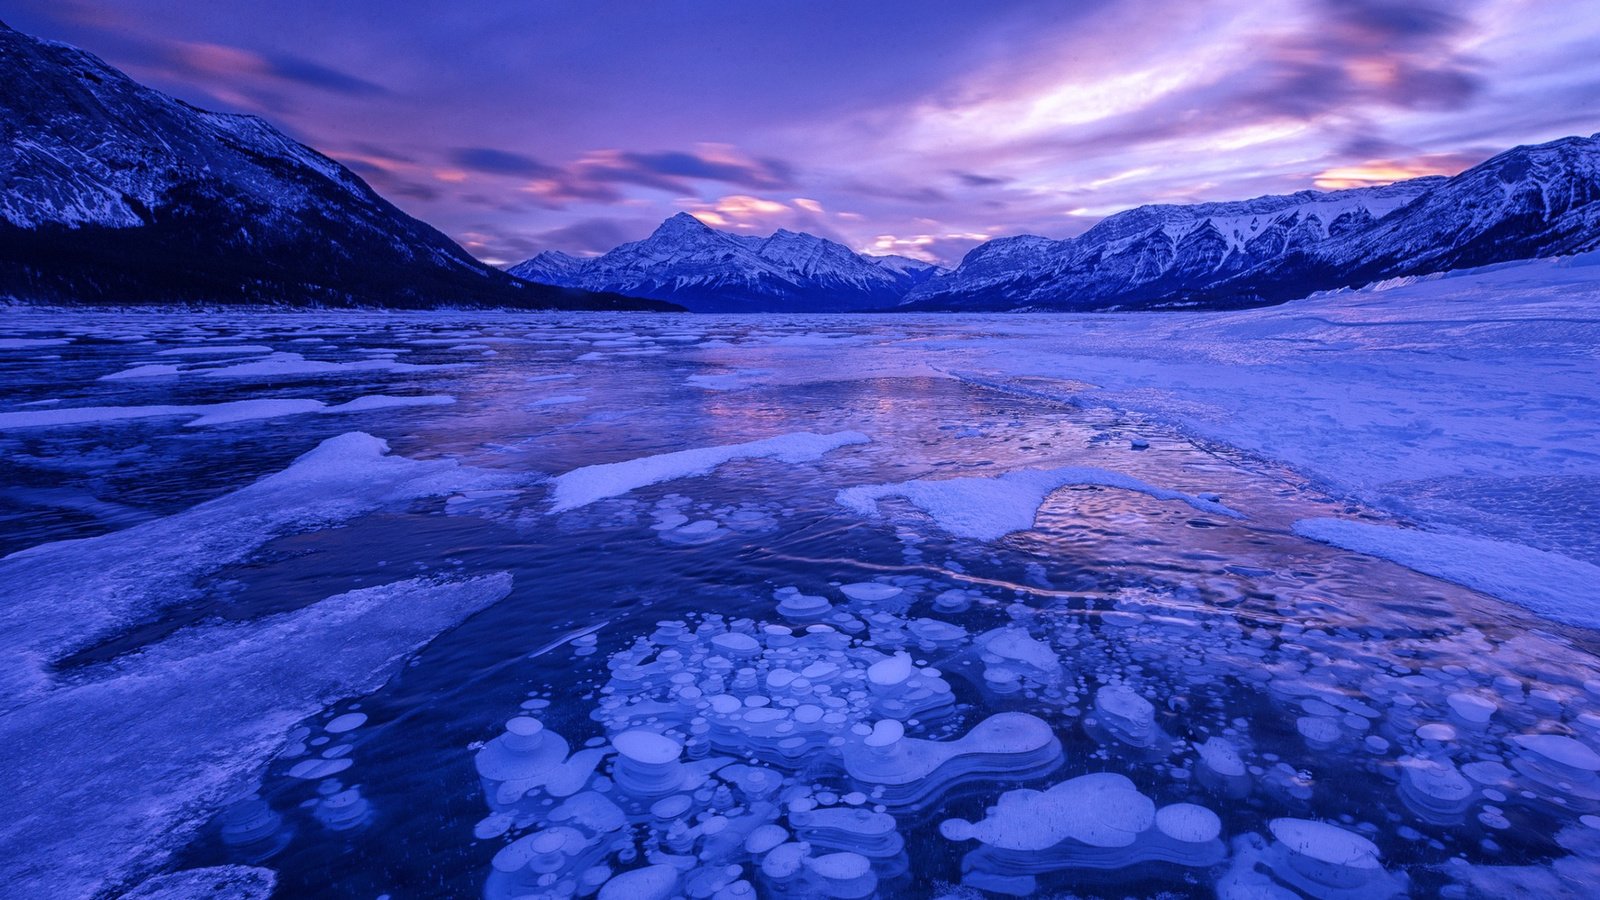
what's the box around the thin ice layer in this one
[0,573,512,900]
[549,431,870,511]
[838,465,1243,541]
[0,431,520,702]
[1294,517,1600,628]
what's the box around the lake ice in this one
[1,254,1598,898]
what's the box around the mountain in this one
[905,133,1600,311]
[509,250,588,285]
[509,213,947,312]
[901,180,1442,310]
[0,21,676,310]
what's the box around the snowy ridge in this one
[902,179,1445,310]
[906,134,1600,310]
[508,214,947,312]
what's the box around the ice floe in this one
[838,465,1242,541]
[0,394,454,430]
[549,431,870,512]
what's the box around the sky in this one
[8,1,1600,266]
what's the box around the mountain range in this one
[516,134,1600,312]
[3,18,1595,314]
[510,214,946,312]
[0,21,675,311]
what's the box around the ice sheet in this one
[0,574,512,900]
[0,432,521,701]
[1294,517,1600,628]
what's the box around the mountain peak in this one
[654,212,714,235]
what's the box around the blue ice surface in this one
[0,271,1597,898]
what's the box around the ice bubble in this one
[1155,803,1223,844]
[325,712,367,734]
[216,797,288,856]
[839,582,902,603]
[1509,733,1600,806]
[867,652,913,688]
[286,758,352,780]
[475,717,572,811]
[1511,734,1600,771]
[612,730,686,797]
[1446,693,1496,727]
[597,864,679,900]
[943,773,1224,888]
[710,633,760,657]
[1268,818,1394,889]
[1415,722,1458,742]
[864,719,904,748]
[1296,716,1342,750]
[745,823,789,854]
[1092,685,1166,751]
[977,627,1063,686]
[1398,757,1475,824]
[932,589,974,613]
[774,589,831,621]
[845,712,1062,810]
[1197,737,1251,798]
[313,786,371,831]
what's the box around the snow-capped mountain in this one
[1331,134,1600,282]
[0,21,674,310]
[906,134,1600,310]
[509,250,589,286]
[901,180,1442,310]
[509,213,947,312]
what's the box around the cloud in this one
[429,143,802,210]
[953,171,1010,187]
[448,148,561,178]
[257,53,389,96]
[531,218,646,255]
[152,39,392,99]
[866,232,992,266]
[1313,148,1488,189]
[602,148,794,190]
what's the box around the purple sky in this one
[10,1,1600,265]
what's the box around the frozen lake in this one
[2,256,1599,899]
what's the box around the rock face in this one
[0,21,676,310]
[903,134,1600,311]
[509,213,947,312]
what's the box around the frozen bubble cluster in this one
[464,557,1600,897]
[941,773,1224,895]
[472,577,1074,898]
